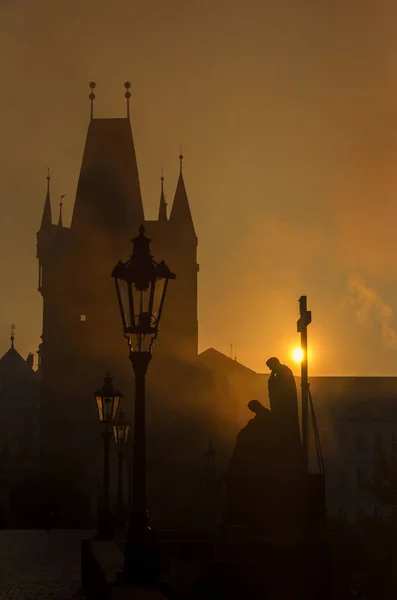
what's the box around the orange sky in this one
[2,0,397,375]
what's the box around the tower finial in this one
[89,81,96,120]
[47,166,50,191]
[124,81,131,119]
[179,144,184,174]
[10,324,15,348]
[58,195,65,227]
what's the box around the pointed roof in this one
[0,335,35,381]
[158,171,167,221]
[169,156,196,235]
[71,118,144,236]
[40,169,52,229]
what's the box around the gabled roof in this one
[198,347,259,377]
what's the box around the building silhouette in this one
[0,332,40,526]
[36,88,199,526]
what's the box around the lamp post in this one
[112,225,175,583]
[113,408,130,526]
[94,373,123,540]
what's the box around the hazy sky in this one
[2,0,397,375]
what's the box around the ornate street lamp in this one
[112,225,175,583]
[94,373,123,540]
[113,408,130,525]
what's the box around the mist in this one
[2,0,397,375]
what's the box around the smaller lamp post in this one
[113,408,130,526]
[95,373,123,540]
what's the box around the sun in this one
[292,347,303,363]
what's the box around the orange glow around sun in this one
[292,347,304,363]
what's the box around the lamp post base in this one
[96,511,114,541]
[122,528,159,585]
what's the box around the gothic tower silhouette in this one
[36,84,199,525]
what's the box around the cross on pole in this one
[297,296,311,472]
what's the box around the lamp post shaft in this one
[128,351,151,538]
[127,457,132,511]
[99,430,112,539]
[123,351,153,582]
[117,451,124,523]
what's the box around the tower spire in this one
[169,151,196,236]
[124,81,131,119]
[179,144,184,175]
[40,167,52,228]
[158,169,168,221]
[89,81,96,120]
[58,195,65,226]
[10,324,15,349]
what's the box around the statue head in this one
[266,356,280,373]
[248,400,266,414]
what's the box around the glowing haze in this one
[1,0,397,376]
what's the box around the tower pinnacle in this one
[158,169,168,221]
[10,324,15,349]
[89,82,96,120]
[58,195,65,226]
[179,145,184,174]
[169,152,196,237]
[40,167,52,228]
[124,81,131,119]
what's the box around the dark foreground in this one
[0,529,94,599]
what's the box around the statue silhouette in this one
[227,358,304,538]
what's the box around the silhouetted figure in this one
[266,357,301,455]
[266,357,305,535]
[227,400,278,533]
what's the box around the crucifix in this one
[10,324,16,347]
[297,296,311,472]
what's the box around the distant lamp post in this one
[113,408,130,525]
[95,373,123,540]
[112,225,175,583]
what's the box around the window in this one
[392,435,397,455]
[80,315,86,322]
[374,433,382,453]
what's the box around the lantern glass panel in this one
[132,284,151,331]
[111,394,121,422]
[117,278,133,330]
[104,396,114,423]
[96,395,104,422]
[152,278,167,324]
